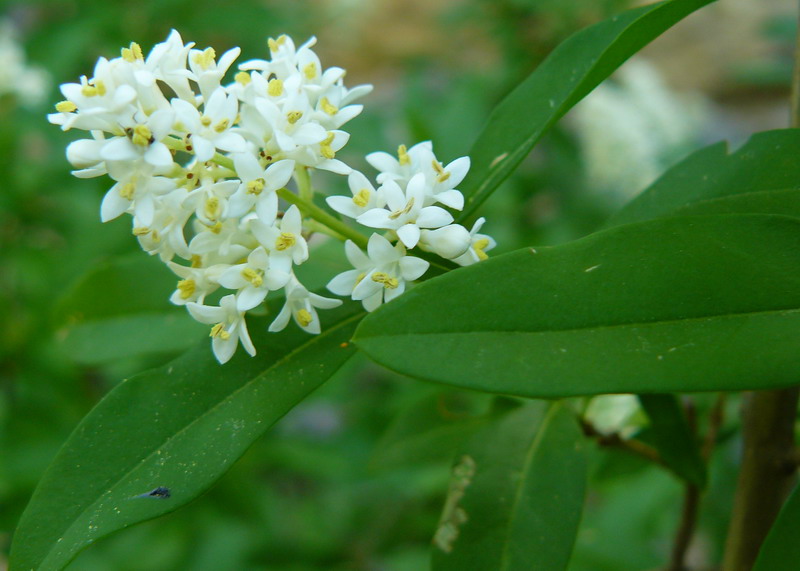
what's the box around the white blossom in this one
[187,294,256,364]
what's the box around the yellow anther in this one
[246,178,265,195]
[55,100,77,113]
[296,308,313,327]
[267,78,283,97]
[200,115,212,127]
[242,267,263,287]
[204,197,220,220]
[388,197,414,220]
[81,80,107,97]
[320,97,338,115]
[177,279,196,299]
[235,71,251,85]
[303,62,317,80]
[287,111,303,125]
[320,132,335,159]
[354,272,366,287]
[210,323,231,340]
[371,272,399,289]
[473,238,490,261]
[432,160,451,183]
[192,47,216,70]
[150,230,161,243]
[275,232,296,251]
[398,144,410,166]
[213,119,230,133]
[268,35,287,53]
[132,226,150,236]
[191,254,203,268]
[131,124,153,146]
[119,182,135,200]
[121,42,144,62]
[210,221,223,234]
[352,188,371,207]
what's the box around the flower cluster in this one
[50,31,495,364]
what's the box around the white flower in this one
[325,170,384,219]
[418,224,472,260]
[452,217,496,266]
[250,204,308,272]
[217,246,291,311]
[227,155,295,222]
[98,108,175,170]
[188,45,241,102]
[187,294,256,364]
[269,277,342,334]
[101,172,176,225]
[356,173,453,249]
[167,260,225,305]
[366,141,432,185]
[328,234,429,311]
[182,178,238,225]
[172,87,246,161]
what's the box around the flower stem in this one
[277,188,369,249]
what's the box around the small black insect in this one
[134,486,171,499]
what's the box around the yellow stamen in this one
[275,232,296,251]
[121,42,144,62]
[267,78,283,97]
[320,97,338,115]
[235,71,251,85]
[371,272,399,289]
[247,178,265,195]
[204,197,220,220]
[242,268,263,287]
[213,119,229,133]
[296,308,313,327]
[177,279,196,300]
[191,254,203,268]
[81,80,107,97]
[287,111,303,125]
[398,144,410,166]
[131,124,153,146]
[132,226,150,236]
[354,272,366,287]
[320,132,335,159]
[55,100,77,113]
[119,182,135,200]
[192,47,216,70]
[200,115,212,127]
[150,230,161,243]
[352,188,371,207]
[210,323,231,340]
[473,238,490,261]
[210,221,223,234]
[388,197,414,220]
[303,62,317,80]
[268,35,287,53]
[432,160,451,183]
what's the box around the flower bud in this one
[419,224,471,259]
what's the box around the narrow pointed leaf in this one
[607,129,800,227]
[355,214,800,397]
[431,402,587,570]
[638,394,706,487]
[459,0,715,221]
[55,256,205,363]
[753,482,800,570]
[11,304,363,571]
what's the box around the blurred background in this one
[0,0,797,569]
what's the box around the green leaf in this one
[55,255,205,364]
[11,304,364,571]
[638,394,706,487]
[431,402,587,570]
[606,129,800,227]
[753,481,800,570]
[355,214,800,398]
[459,0,715,221]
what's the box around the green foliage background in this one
[1,0,796,569]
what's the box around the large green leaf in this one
[431,402,587,570]
[55,255,205,364]
[638,395,706,487]
[753,481,800,570]
[459,0,715,221]
[355,214,800,398]
[606,129,800,227]
[11,304,364,571]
